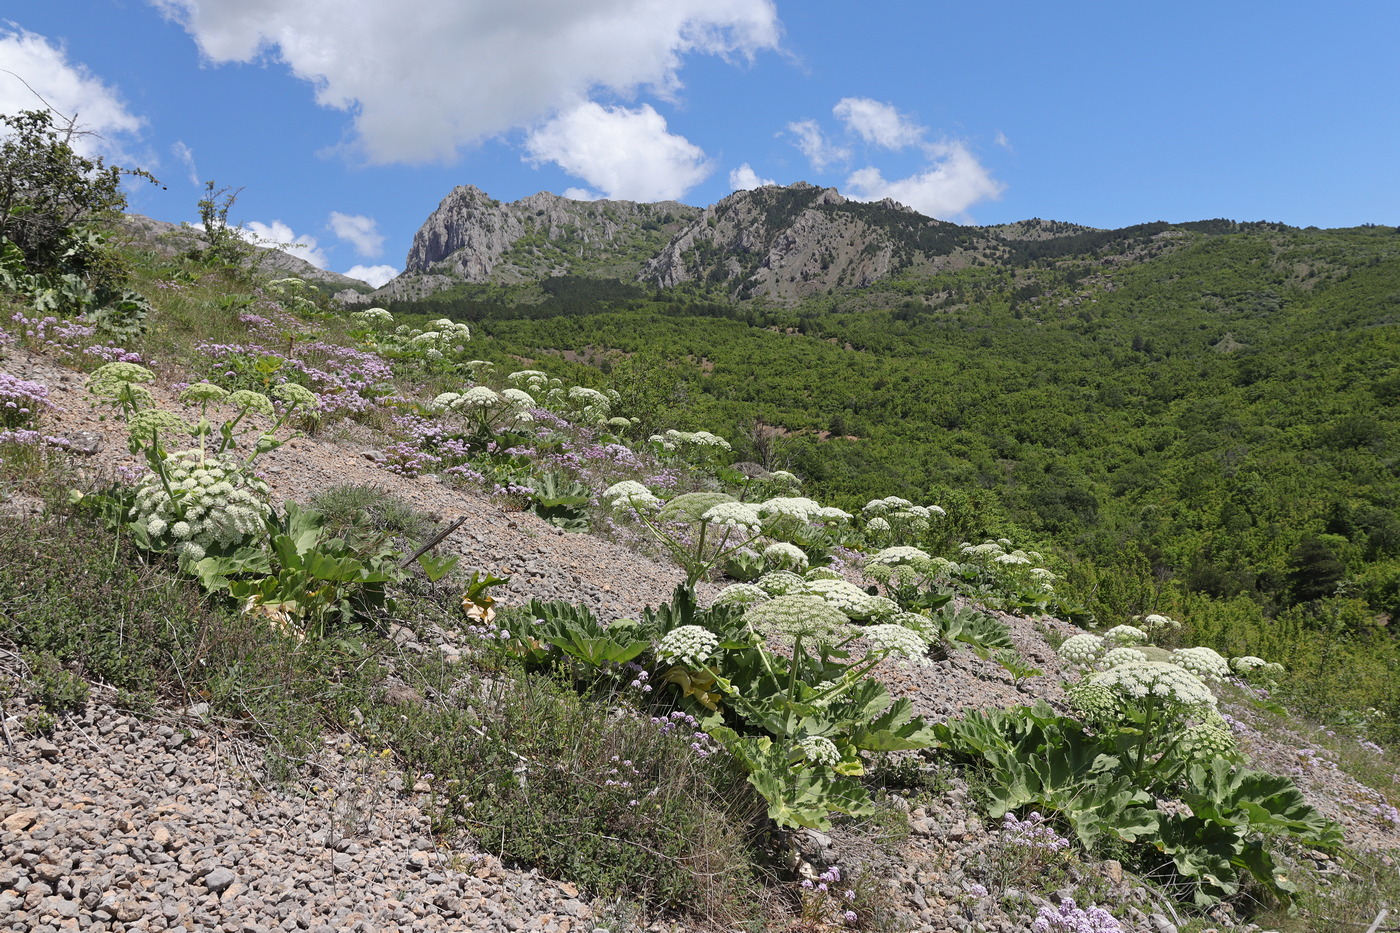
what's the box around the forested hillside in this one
[382,223,1400,637]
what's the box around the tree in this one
[0,108,155,273]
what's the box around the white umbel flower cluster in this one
[1058,633,1104,670]
[349,307,393,328]
[758,496,823,523]
[700,501,764,534]
[1100,647,1149,669]
[602,480,660,510]
[1090,661,1217,710]
[797,578,896,621]
[130,451,271,562]
[656,625,719,667]
[799,735,842,767]
[1171,646,1231,682]
[762,542,809,571]
[507,370,555,394]
[755,570,806,595]
[744,595,850,643]
[863,624,931,666]
[652,429,731,451]
[1230,655,1284,677]
[562,386,612,424]
[866,546,932,569]
[710,583,769,608]
[1101,625,1148,647]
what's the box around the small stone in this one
[204,868,236,894]
[42,895,81,918]
[2,810,39,832]
[34,862,65,884]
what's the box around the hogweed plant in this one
[77,363,318,566]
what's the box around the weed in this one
[25,650,89,714]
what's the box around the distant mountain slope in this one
[365,182,1310,306]
[115,214,374,292]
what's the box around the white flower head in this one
[710,584,769,608]
[744,595,851,643]
[815,506,853,524]
[1091,661,1217,710]
[799,735,842,767]
[701,502,763,535]
[602,480,660,510]
[798,578,896,621]
[656,625,719,667]
[762,542,808,571]
[756,570,806,596]
[758,497,822,523]
[1142,613,1182,632]
[866,546,932,569]
[1171,646,1231,682]
[863,624,931,666]
[1101,625,1148,647]
[1058,633,1104,670]
[1099,646,1149,670]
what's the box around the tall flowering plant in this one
[77,363,317,566]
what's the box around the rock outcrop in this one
[398,186,698,285]
[640,183,996,302]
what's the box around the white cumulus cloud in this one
[786,118,848,171]
[844,141,1005,220]
[523,102,712,201]
[0,26,145,161]
[237,220,329,269]
[328,211,385,258]
[728,163,775,191]
[832,97,924,150]
[344,264,398,287]
[148,0,781,164]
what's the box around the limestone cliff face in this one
[385,182,1007,303]
[639,183,995,303]
[401,186,698,283]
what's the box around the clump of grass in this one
[310,483,432,543]
[380,668,776,925]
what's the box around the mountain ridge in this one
[366,182,1314,307]
[366,183,1133,305]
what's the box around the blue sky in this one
[3,1,1398,286]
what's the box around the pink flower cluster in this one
[0,373,56,429]
[1031,897,1122,932]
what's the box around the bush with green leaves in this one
[0,109,158,321]
[934,694,1341,909]
[481,583,940,831]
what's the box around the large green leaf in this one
[1183,759,1343,847]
